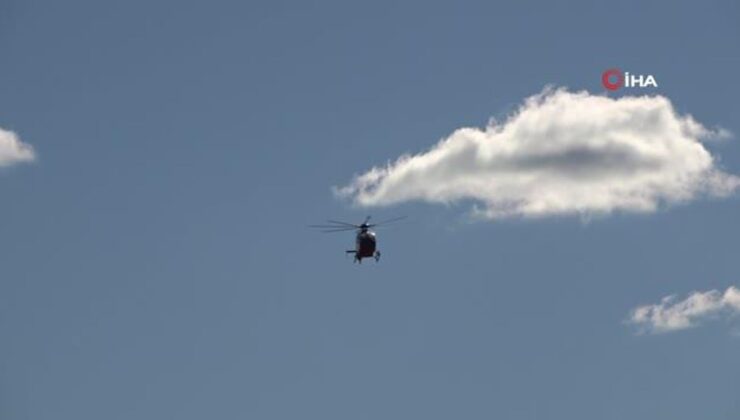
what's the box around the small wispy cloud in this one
[336,87,739,220]
[0,127,35,167]
[628,286,740,334]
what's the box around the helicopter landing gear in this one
[374,250,381,262]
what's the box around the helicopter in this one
[310,216,406,263]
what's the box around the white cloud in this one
[628,286,740,334]
[0,127,35,167]
[336,87,740,220]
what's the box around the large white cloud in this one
[336,88,740,219]
[628,286,740,333]
[0,127,35,167]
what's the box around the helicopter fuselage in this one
[355,230,377,259]
[346,228,380,262]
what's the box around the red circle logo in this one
[602,68,623,91]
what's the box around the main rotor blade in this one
[326,220,359,227]
[319,227,358,233]
[363,215,371,225]
[368,216,407,227]
[309,224,357,229]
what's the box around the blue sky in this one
[1,1,739,419]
